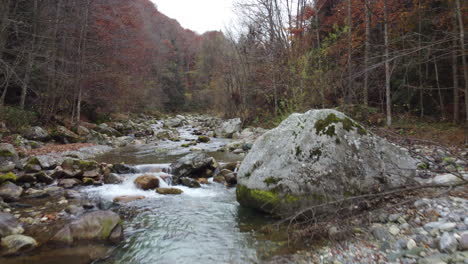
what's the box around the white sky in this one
[151,0,237,34]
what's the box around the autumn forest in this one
[0,0,467,128]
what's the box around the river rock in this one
[16,173,36,183]
[112,164,136,174]
[134,175,159,190]
[23,126,49,141]
[51,210,123,245]
[236,109,418,216]
[439,232,458,253]
[164,118,184,128]
[35,172,54,185]
[460,231,468,250]
[0,172,16,184]
[58,178,81,189]
[24,156,42,173]
[0,235,37,256]
[104,173,123,184]
[170,152,218,183]
[180,177,201,188]
[0,143,18,164]
[0,162,15,173]
[0,213,24,238]
[51,126,81,144]
[156,188,183,195]
[113,195,145,203]
[0,182,23,202]
[215,118,242,138]
[96,123,121,137]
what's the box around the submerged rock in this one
[156,188,183,195]
[134,175,159,190]
[113,195,145,203]
[1,235,37,256]
[236,109,418,216]
[104,173,123,184]
[0,212,24,238]
[51,210,123,245]
[180,177,201,188]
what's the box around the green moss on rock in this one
[0,172,17,183]
[264,177,281,186]
[236,185,299,215]
[314,113,368,137]
[0,150,14,157]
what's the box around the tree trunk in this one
[75,0,91,124]
[452,28,460,122]
[347,0,352,104]
[434,57,445,120]
[455,0,468,123]
[384,0,392,126]
[364,0,370,107]
[0,0,10,57]
[20,0,38,109]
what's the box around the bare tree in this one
[384,0,392,126]
[454,0,467,123]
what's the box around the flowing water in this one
[85,125,299,264]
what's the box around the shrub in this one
[0,106,38,132]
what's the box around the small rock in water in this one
[156,188,183,195]
[113,195,146,203]
[134,175,159,190]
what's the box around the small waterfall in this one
[133,164,173,186]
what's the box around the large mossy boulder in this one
[51,126,81,143]
[236,109,418,216]
[170,152,218,183]
[51,210,123,245]
[23,126,50,141]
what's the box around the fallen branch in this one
[278,182,467,226]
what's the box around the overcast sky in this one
[151,0,237,34]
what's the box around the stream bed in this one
[85,125,301,263]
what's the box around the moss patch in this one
[0,172,17,183]
[236,185,299,214]
[264,177,281,186]
[0,150,14,157]
[314,113,367,137]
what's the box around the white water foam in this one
[85,165,222,202]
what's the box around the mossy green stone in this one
[0,172,17,183]
[264,177,281,186]
[314,113,367,137]
[0,150,13,157]
[236,185,299,215]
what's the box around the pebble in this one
[389,225,400,235]
[407,239,417,249]
[439,232,458,253]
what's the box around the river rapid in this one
[82,123,298,264]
